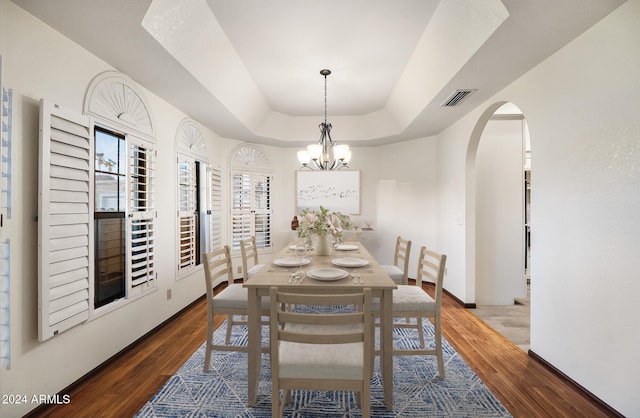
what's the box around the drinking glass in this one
[331,235,343,254]
[294,243,307,278]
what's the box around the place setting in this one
[305,267,349,281]
[335,243,359,252]
[271,244,311,283]
[330,252,371,283]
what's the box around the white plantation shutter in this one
[38,100,92,341]
[210,165,222,250]
[231,170,272,251]
[253,173,272,249]
[129,139,155,288]
[231,171,252,250]
[178,156,196,273]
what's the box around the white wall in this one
[475,118,524,305]
[374,137,438,277]
[436,0,640,415]
[521,4,639,414]
[0,3,236,416]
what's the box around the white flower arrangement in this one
[296,206,353,242]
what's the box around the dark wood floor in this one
[28,286,616,418]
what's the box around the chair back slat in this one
[278,311,363,326]
[240,236,260,281]
[279,330,364,345]
[416,246,447,307]
[392,236,412,285]
[277,292,360,306]
[270,287,371,346]
[203,246,234,295]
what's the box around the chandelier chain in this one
[324,73,328,125]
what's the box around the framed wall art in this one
[296,170,360,215]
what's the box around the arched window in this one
[175,119,221,278]
[85,72,157,307]
[229,145,272,252]
[37,71,156,340]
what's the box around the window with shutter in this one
[1,59,12,366]
[129,139,155,293]
[231,171,253,250]
[0,239,10,368]
[253,173,272,249]
[229,145,272,253]
[210,166,222,251]
[177,156,196,274]
[92,128,157,306]
[94,127,126,308]
[175,119,212,278]
[38,83,157,339]
[38,100,93,341]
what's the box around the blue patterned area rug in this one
[136,307,512,417]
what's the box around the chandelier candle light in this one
[297,69,351,170]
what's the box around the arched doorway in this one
[466,102,531,349]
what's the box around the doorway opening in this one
[466,101,531,351]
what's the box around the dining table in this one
[244,240,397,411]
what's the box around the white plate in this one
[273,257,311,267]
[332,257,369,268]
[307,268,349,281]
[336,244,358,251]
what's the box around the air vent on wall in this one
[441,89,477,107]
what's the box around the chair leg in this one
[225,314,233,344]
[362,387,371,418]
[434,316,445,377]
[417,317,425,348]
[370,320,377,372]
[203,318,213,372]
[370,349,375,375]
[272,387,280,417]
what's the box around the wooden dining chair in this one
[202,245,270,372]
[269,287,373,418]
[373,245,447,377]
[380,236,412,285]
[240,236,265,280]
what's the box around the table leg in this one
[381,288,394,410]
[247,289,260,406]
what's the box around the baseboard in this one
[528,350,623,418]
[445,288,476,308]
[414,279,476,309]
[385,278,618,415]
[24,294,207,418]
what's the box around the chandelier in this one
[297,69,351,170]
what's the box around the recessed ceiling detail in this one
[15,0,626,145]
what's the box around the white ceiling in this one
[12,0,625,146]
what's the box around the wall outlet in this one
[166,289,172,300]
